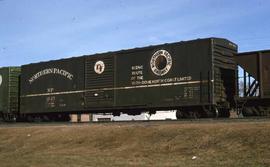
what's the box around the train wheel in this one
[223,109,230,118]
[205,109,216,118]
[62,114,71,121]
[202,105,217,118]
[190,110,202,119]
[242,107,253,117]
[217,109,230,118]
[41,115,50,122]
[258,106,270,116]
[176,109,202,119]
[113,112,121,117]
[176,110,192,119]
[52,114,71,122]
[251,107,259,116]
[26,115,35,122]
[176,110,184,119]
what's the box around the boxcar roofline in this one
[21,37,234,66]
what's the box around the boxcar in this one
[20,38,237,119]
[0,67,21,121]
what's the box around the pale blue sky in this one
[1,0,270,66]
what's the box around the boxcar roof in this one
[237,49,270,56]
[23,37,233,66]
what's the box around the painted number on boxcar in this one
[184,86,200,99]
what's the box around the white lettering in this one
[29,68,74,84]
[131,76,192,86]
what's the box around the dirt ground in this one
[0,121,270,167]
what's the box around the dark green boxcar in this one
[20,38,237,118]
[0,67,21,121]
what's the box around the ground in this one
[0,121,270,167]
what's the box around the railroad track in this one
[0,117,270,128]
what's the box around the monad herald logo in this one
[29,68,73,84]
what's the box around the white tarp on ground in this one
[92,110,176,121]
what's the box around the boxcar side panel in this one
[84,53,115,108]
[114,39,212,109]
[20,57,85,114]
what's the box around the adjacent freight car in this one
[18,38,237,120]
[0,67,21,121]
[235,50,270,116]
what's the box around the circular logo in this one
[150,50,172,76]
[0,75,2,86]
[94,61,105,74]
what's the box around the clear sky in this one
[1,0,270,67]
